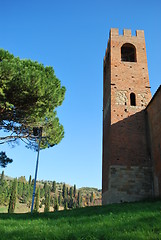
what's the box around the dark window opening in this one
[121,43,136,62]
[130,93,136,106]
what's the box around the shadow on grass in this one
[0,209,160,240]
[0,200,160,221]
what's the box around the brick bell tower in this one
[102,28,153,204]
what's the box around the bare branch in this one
[0,134,29,141]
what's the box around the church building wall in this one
[146,86,161,197]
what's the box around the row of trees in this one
[0,171,33,212]
[0,171,97,213]
[39,182,83,212]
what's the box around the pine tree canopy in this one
[0,151,13,168]
[0,49,66,149]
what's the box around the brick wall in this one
[146,86,161,197]
[102,40,111,194]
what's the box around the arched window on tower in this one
[130,93,136,106]
[121,43,136,62]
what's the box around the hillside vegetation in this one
[0,171,101,213]
[0,201,160,240]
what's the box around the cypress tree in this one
[90,192,94,204]
[66,187,69,196]
[40,187,45,198]
[31,179,35,186]
[74,184,76,197]
[69,187,73,198]
[62,183,67,199]
[54,195,59,211]
[68,197,74,209]
[58,192,62,206]
[51,181,56,193]
[44,182,48,193]
[34,187,40,212]
[18,182,23,197]
[29,175,32,185]
[22,182,28,203]
[64,200,68,210]
[0,170,4,183]
[8,178,17,213]
[0,178,8,204]
[44,189,50,212]
[77,191,82,208]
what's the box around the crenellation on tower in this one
[123,29,131,36]
[136,30,145,38]
[110,28,145,38]
[110,28,119,37]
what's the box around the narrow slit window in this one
[130,93,136,106]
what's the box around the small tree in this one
[51,181,56,193]
[74,184,76,197]
[17,182,23,197]
[18,176,26,183]
[69,187,73,198]
[31,179,34,186]
[0,176,8,205]
[86,194,90,206]
[90,192,94,204]
[44,182,48,193]
[28,175,32,185]
[66,187,69,196]
[8,178,17,213]
[62,183,67,199]
[34,187,40,212]
[68,197,74,209]
[0,170,4,184]
[54,195,59,211]
[64,200,68,210]
[58,192,62,206]
[40,187,45,198]
[44,189,50,212]
[77,191,82,208]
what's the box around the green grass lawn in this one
[0,201,160,240]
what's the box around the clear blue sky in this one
[0,0,161,189]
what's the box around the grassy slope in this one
[0,201,160,240]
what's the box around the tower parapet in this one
[110,28,145,37]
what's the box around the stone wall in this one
[102,165,153,204]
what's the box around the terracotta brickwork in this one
[146,86,161,197]
[102,28,154,204]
